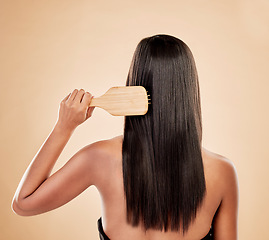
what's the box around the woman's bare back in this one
[93,135,238,240]
[11,87,238,239]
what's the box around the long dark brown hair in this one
[122,34,205,234]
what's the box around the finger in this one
[67,89,79,102]
[86,106,95,119]
[74,89,85,103]
[61,93,71,102]
[81,92,93,106]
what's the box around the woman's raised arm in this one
[12,89,96,216]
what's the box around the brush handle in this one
[89,97,107,108]
[88,86,149,116]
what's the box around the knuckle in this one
[80,105,87,111]
[66,102,73,108]
[62,99,69,104]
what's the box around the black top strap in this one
[97,218,110,240]
[97,217,213,240]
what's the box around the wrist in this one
[54,122,75,136]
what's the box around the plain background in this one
[1,0,268,239]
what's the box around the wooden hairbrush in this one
[89,86,151,116]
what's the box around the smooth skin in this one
[12,88,239,240]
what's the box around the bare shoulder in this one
[83,135,123,156]
[81,135,123,186]
[202,147,238,196]
[202,148,239,239]
[204,148,237,173]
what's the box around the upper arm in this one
[12,140,108,216]
[213,159,239,240]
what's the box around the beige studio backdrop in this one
[1,0,269,239]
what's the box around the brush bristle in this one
[146,91,151,104]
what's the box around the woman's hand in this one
[56,89,95,132]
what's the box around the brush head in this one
[89,86,150,116]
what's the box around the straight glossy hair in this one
[122,34,205,234]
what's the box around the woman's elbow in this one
[11,198,31,216]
